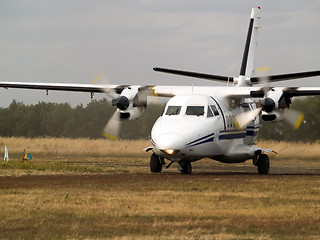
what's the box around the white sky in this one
[0,0,319,107]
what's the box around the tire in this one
[257,154,270,174]
[179,160,192,174]
[150,153,162,173]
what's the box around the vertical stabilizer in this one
[239,7,261,78]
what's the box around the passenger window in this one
[210,105,219,116]
[165,106,181,116]
[207,106,214,117]
[186,106,204,116]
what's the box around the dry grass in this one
[0,137,320,239]
[1,137,320,160]
[0,137,150,158]
[1,174,320,239]
[258,140,320,160]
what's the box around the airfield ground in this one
[0,137,319,239]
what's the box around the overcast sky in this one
[0,0,319,107]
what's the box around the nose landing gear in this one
[150,154,192,174]
[150,153,163,173]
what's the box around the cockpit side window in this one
[186,106,204,116]
[210,105,219,116]
[207,106,214,117]
[165,106,181,116]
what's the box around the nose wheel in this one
[179,160,192,174]
[150,153,163,173]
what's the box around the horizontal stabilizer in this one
[153,67,233,83]
[251,70,320,83]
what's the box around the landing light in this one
[165,149,174,155]
[162,149,180,155]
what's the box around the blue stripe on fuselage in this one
[219,126,259,140]
[185,133,215,147]
[219,131,246,140]
[186,137,214,147]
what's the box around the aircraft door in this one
[210,97,226,131]
[243,102,258,145]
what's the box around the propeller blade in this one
[256,66,271,95]
[103,111,121,140]
[234,107,261,130]
[91,72,119,101]
[283,109,304,130]
[91,72,104,84]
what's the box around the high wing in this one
[250,87,320,98]
[0,81,177,98]
[0,81,122,94]
[2,82,320,99]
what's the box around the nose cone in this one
[151,116,214,160]
[151,118,189,151]
[153,133,186,150]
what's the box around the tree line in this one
[0,97,320,141]
[0,99,163,139]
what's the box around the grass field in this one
[0,137,320,239]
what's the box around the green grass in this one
[0,160,104,173]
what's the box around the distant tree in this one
[258,96,320,142]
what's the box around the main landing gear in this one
[253,153,270,174]
[150,153,192,174]
[178,160,192,174]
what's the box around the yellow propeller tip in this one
[91,72,104,84]
[103,132,119,140]
[293,113,304,130]
[256,66,270,72]
[234,118,243,131]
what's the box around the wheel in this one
[179,160,192,174]
[257,154,270,174]
[150,153,162,173]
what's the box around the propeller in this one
[234,67,304,130]
[90,73,123,140]
[102,85,153,140]
[103,111,121,140]
[91,73,153,140]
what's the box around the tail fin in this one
[240,7,261,78]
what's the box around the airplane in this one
[1,7,320,174]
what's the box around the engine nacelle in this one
[261,110,283,123]
[113,86,150,121]
[119,106,145,120]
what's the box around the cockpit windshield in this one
[186,106,204,116]
[165,106,181,116]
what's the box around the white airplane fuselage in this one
[151,94,260,164]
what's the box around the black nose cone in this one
[116,96,130,110]
[261,97,275,113]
